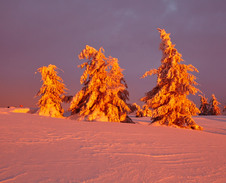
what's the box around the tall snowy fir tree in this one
[36,64,66,118]
[141,28,203,130]
[199,95,209,115]
[208,94,221,115]
[105,56,131,122]
[70,45,131,122]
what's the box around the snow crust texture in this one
[0,108,225,182]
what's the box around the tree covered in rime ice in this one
[132,103,143,117]
[208,94,221,115]
[132,103,152,117]
[142,104,152,117]
[37,64,66,118]
[199,95,209,115]
[141,28,203,130]
[70,45,131,122]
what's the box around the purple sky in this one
[1,0,226,108]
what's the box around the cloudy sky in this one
[0,0,226,108]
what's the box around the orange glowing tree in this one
[141,28,203,130]
[70,45,131,122]
[208,94,221,115]
[199,95,209,115]
[37,64,66,118]
[132,103,152,117]
[105,56,131,122]
[132,103,143,117]
[142,104,152,117]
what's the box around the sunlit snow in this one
[0,108,225,182]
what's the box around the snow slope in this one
[0,108,225,182]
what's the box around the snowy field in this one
[0,108,225,183]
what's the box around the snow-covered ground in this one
[0,108,225,182]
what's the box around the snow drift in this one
[0,108,225,182]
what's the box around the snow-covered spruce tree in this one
[132,103,152,117]
[132,103,143,117]
[142,104,152,117]
[105,56,131,122]
[208,94,221,115]
[70,45,131,122]
[199,95,209,115]
[128,103,137,114]
[141,28,203,130]
[37,64,66,118]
